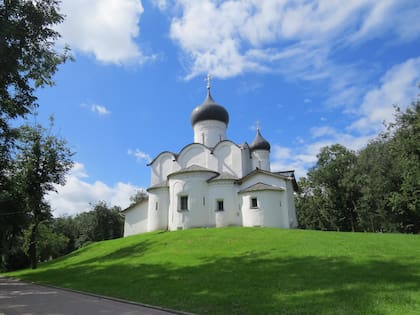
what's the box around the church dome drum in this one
[190,92,229,126]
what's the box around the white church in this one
[123,79,298,236]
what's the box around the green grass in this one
[5,227,420,314]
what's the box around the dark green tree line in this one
[296,96,420,233]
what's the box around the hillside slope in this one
[8,227,420,315]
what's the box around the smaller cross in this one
[255,120,260,131]
[205,73,212,90]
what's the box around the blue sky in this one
[37,0,420,216]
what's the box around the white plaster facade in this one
[123,89,298,236]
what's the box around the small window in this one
[251,197,258,208]
[155,202,159,211]
[217,200,224,211]
[180,195,188,211]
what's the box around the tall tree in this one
[296,144,359,231]
[308,144,359,231]
[0,0,69,269]
[14,121,73,268]
[386,101,420,232]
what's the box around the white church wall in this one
[241,147,253,176]
[123,201,149,236]
[147,187,169,232]
[177,144,210,169]
[208,181,241,227]
[251,150,271,171]
[168,171,215,231]
[259,191,289,228]
[151,152,178,185]
[240,191,290,228]
[193,120,227,147]
[240,193,264,227]
[213,141,243,177]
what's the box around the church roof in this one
[147,181,169,191]
[207,172,238,182]
[238,168,298,191]
[168,164,218,177]
[249,129,271,151]
[239,182,285,193]
[190,91,229,126]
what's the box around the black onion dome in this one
[250,129,271,151]
[190,91,229,126]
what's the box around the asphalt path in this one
[0,277,186,315]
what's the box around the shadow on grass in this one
[16,242,420,315]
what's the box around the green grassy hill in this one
[7,227,420,314]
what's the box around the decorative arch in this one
[177,143,212,168]
[212,140,243,176]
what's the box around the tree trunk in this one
[29,222,39,269]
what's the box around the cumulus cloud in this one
[57,0,149,64]
[128,149,152,163]
[46,163,142,217]
[350,57,420,133]
[168,0,419,80]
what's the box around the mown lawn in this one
[6,227,420,314]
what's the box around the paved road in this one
[0,277,185,315]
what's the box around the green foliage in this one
[355,140,396,232]
[296,98,420,233]
[73,202,124,247]
[0,0,69,127]
[0,0,70,271]
[47,202,125,253]
[297,144,359,231]
[386,103,420,232]
[22,222,69,262]
[11,122,73,269]
[7,228,420,315]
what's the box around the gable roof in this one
[239,182,285,193]
[207,172,239,182]
[237,168,298,191]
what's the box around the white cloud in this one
[167,0,419,80]
[271,126,374,178]
[350,57,420,133]
[57,0,149,64]
[273,56,420,178]
[46,163,142,217]
[128,149,152,163]
[91,104,111,116]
